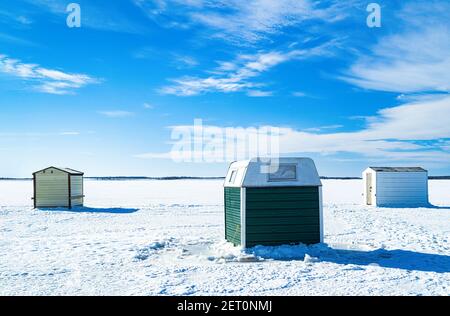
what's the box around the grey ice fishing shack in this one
[33,167,84,209]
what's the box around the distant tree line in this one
[1,176,449,181]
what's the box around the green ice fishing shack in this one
[224,158,323,248]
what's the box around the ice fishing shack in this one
[363,167,429,207]
[32,167,84,209]
[224,157,323,248]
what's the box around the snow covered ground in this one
[0,179,449,296]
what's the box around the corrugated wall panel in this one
[35,171,69,208]
[70,176,83,196]
[376,172,428,206]
[224,187,241,246]
[70,175,84,206]
[245,187,320,247]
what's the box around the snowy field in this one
[1,179,449,296]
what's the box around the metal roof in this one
[33,167,84,175]
[368,167,427,173]
[224,157,322,188]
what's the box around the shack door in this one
[366,173,373,205]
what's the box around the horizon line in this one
[1,176,450,181]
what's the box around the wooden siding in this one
[224,187,241,246]
[35,168,69,208]
[245,187,320,247]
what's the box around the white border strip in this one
[319,186,324,243]
[240,187,246,249]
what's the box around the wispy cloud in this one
[0,32,37,47]
[342,1,450,94]
[172,54,199,69]
[132,47,158,59]
[59,131,80,136]
[291,91,323,99]
[160,41,336,96]
[24,0,144,33]
[303,125,343,132]
[292,91,307,97]
[0,10,33,26]
[247,90,274,97]
[137,95,450,164]
[0,54,99,94]
[143,103,154,109]
[134,0,354,44]
[98,111,135,118]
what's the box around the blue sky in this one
[0,0,449,177]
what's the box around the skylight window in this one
[268,164,297,181]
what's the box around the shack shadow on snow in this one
[377,202,450,209]
[428,204,450,210]
[37,206,139,214]
[249,244,450,273]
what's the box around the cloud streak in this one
[98,111,135,118]
[0,54,99,94]
[160,41,336,96]
[342,1,450,94]
[23,0,144,33]
[134,0,355,44]
[136,95,450,164]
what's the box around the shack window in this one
[229,170,238,184]
[268,164,297,181]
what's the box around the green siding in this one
[224,187,241,246]
[245,187,320,247]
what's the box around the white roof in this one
[224,157,322,188]
[366,167,427,173]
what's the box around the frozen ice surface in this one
[0,179,449,295]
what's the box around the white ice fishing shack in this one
[32,167,84,209]
[363,167,429,207]
[224,157,323,248]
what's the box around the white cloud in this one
[342,1,450,94]
[161,42,336,96]
[25,0,143,33]
[143,103,154,109]
[59,131,80,136]
[440,140,450,151]
[0,32,37,46]
[0,10,33,26]
[132,47,157,59]
[291,91,321,99]
[136,95,450,164]
[303,125,343,132]
[160,76,256,96]
[172,55,198,69]
[214,61,238,72]
[247,90,273,97]
[292,91,307,97]
[16,16,33,25]
[134,0,353,44]
[98,111,135,118]
[0,10,33,25]
[0,54,99,94]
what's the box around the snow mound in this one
[206,241,261,263]
[207,241,326,263]
[134,239,175,261]
[248,243,328,261]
